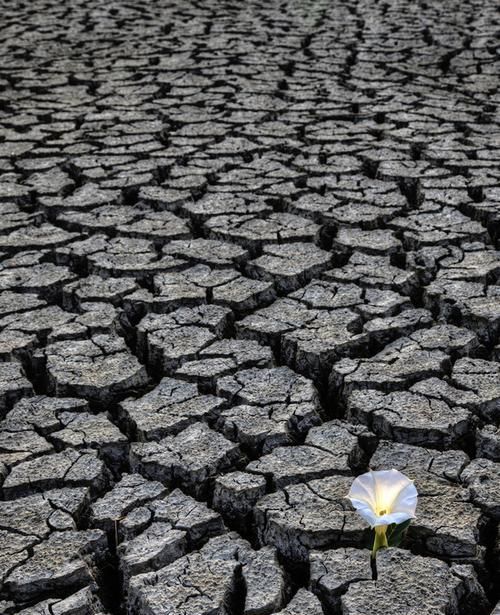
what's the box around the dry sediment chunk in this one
[292,280,411,320]
[370,439,469,483]
[461,458,500,519]
[0,203,41,234]
[213,471,267,527]
[288,181,405,228]
[255,475,368,561]
[39,183,120,213]
[389,205,488,249]
[245,242,332,293]
[237,299,367,380]
[330,344,448,400]
[0,223,79,253]
[2,449,108,498]
[323,252,419,295]
[127,265,275,315]
[330,326,477,401]
[362,308,433,345]
[175,339,274,391]
[236,298,321,352]
[128,532,286,615]
[137,305,232,373]
[247,445,350,489]
[246,421,368,489]
[118,522,188,586]
[0,362,33,418]
[57,203,152,234]
[0,423,53,467]
[35,334,148,404]
[310,547,487,615]
[130,422,244,498]
[0,488,89,540]
[309,547,371,610]
[410,376,485,416]
[332,227,402,257]
[346,388,473,449]
[106,487,225,547]
[3,395,88,432]
[90,473,167,533]
[4,529,107,603]
[86,237,185,281]
[62,274,138,308]
[216,367,321,452]
[51,411,126,458]
[217,366,320,409]
[0,303,124,359]
[182,193,272,222]
[191,533,288,615]
[279,308,367,380]
[1,403,126,465]
[217,403,313,455]
[0,530,36,593]
[56,234,182,281]
[451,358,500,421]
[0,291,45,317]
[0,263,77,300]
[204,212,320,255]
[116,210,191,243]
[454,286,500,344]
[14,586,106,615]
[162,238,249,268]
[424,278,484,316]
[129,488,225,546]
[137,185,191,211]
[433,244,500,284]
[274,589,323,615]
[119,377,226,441]
[408,473,485,563]
[0,396,88,466]
[476,425,500,461]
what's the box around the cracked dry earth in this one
[0,1,499,615]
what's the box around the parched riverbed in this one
[0,1,499,614]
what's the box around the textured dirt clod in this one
[0,0,498,613]
[310,547,489,614]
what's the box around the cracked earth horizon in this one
[0,0,499,614]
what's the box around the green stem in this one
[371,526,388,560]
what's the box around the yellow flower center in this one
[372,475,398,516]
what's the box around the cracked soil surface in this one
[0,0,499,614]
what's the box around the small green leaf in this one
[386,522,397,538]
[387,519,412,547]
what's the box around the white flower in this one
[347,469,418,528]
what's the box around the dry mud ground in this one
[0,0,499,614]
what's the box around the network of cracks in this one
[0,0,499,614]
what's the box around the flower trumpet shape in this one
[348,469,418,558]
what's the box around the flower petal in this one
[347,472,377,512]
[390,480,418,518]
[348,497,379,527]
[371,469,416,515]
